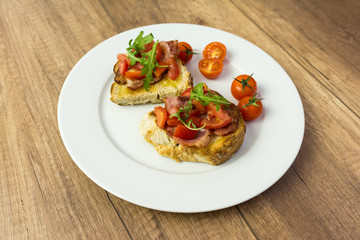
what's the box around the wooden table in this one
[1,0,359,239]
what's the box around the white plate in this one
[58,23,304,213]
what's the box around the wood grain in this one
[1,0,359,239]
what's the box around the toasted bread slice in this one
[139,104,246,165]
[110,60,193,105]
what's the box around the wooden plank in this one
[0,0,131,238]
[1,0,359,238]
[107,194,256,240]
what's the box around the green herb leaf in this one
[169,82,231,130]
[140,40,159,90]
[126,31,161,91]
[126,31,154,66]
[191,82,231,110]
[241,93,263,108]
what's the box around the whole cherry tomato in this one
[237,94,263,121]
[231,74,257,101]
[178,42,194,64]
[198,58,223,79]
[202,42,227,61]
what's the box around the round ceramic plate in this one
[58,23,304,213]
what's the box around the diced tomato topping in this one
[117,54,130,64]
[188,109,200,117]
[144,41,154,52]
[155,44,162,62]
[181,86,209,97]
[191,99,207,114]
[166,116,182,127]
[173,125,197,140]
[181,87,193,97]
[125,69,145,79]
[166,57,180,80]
[201,102,232,129]
[187,116,202,128]
[116,54,130,75]
[154,106,167,129]
[154,66,168,77]
[132,62,144,70]
[144,41,162,62]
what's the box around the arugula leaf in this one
[125,31,162,91]
[191,82,230,110]
[169,101,206,131]
[140,40,160,90]
[126,31,154,66]
[169,82,231,130]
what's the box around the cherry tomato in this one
[237,94,263,121]
[231,74,257,100]
[202,42,227,61]
[154,106,168,129]
[198,58,223,79]
[173,125,197,140]
[124,69,145,79]
[178,42,194,64]
[201,102,232,129]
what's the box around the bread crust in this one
[139,104,246,165]
[110,60,193,105]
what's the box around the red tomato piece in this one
[144,41,162,62]
[201,102,232,129]
[173,125,197,140]
[124,69,145,79]
[180,87,193,97]
[188,109,201,117]
[144,41,154,52]
[191,99,207,114]
[198,58,223,79]
[238,95,263,121]
[166,116,182,127]
[155,43,162,62]
[154,66,168,77]
[202,42,227,61]
[187,116,202,128]
[117,53,130,64]
[154,106,168,129]
[116,54,130,75]
[231,74,257,100]
[178,42,194,64]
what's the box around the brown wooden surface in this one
[1,0,359,239]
